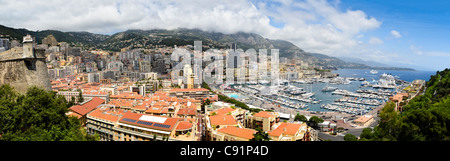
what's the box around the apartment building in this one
[268,122,310,141]
[67,97,105,126]
[247,111,281,132]
[113,112,194,141]
[86,105,125,141]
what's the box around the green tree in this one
[294,113,308,122]
[204,99,211,105]
[77,90,84,104]
[250,127,271,141]
[308,116,324,129]
[0,85,98,141]
[360,128,374,140]
[344,134,357,141]
[68,96,76,107]
[370,68,450,141]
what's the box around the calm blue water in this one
[291,69,435,112]
[234,69,435,112]
[333,69,435,82]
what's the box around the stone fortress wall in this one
[0,35,51,93]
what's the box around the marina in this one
[222,69,419,116]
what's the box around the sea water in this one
[333,69,435,82]
[290,69,435,112]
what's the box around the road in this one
[318,116,380,141]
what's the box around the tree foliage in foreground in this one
[347,69,450,141]
[0,84,98,141]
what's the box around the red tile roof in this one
[145,106,169,114]
[69,97,105,116]
[268,123,303,137]
[88,107,125,123]
[175,121,193,131]
[217,126,257,140]
[177,108,197,116]
[209,115,238,126]
[253,111,276,118]
[169,88,209,92]
[209,107,235,116]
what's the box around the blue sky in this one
[335,0,450,71]
[254,0,449,71]
[0,0,448,71]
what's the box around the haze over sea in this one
[333,69,436,82]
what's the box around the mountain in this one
[1,25,414,70]
[0,25,108,48]
[338,56,388,67]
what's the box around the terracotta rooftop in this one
[253,111,276,118]
[175,121,193,131]
[177,108,197,116]
[69,97,105,116]
[217,126,257,140]
[209,115,238,126]
[88,107,125,123]
[145,106,169,114]
[209,107,235,116]
[268,122,304,137]
[169,88,209,92]
[108,99,134,107]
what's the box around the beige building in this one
[215,126,257,141]
[208,107,248,126]
[268,122,310,141]
[353,115,374,127]
[86,106,195,141]
[247,111,280,132]
[113,111,194,141]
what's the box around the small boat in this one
[370,70,378,74]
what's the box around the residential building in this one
[86,105,125,141]
[215,126,256,141]
[176,108,197,119]
[168,88,217,101]
[247,111,280,132]
[113,112,194,141]
[205,114,240,141]
[67,97,105,126]
[88,73,100,83]
[268,122,309,141]
[389,93,408,111]
[208,107,248,127]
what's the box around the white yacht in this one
[370,70,378,74]
[321,86,338,92]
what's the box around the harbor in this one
[221,71,408,117]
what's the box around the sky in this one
[0,0,448,71]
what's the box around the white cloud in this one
[369,37,383,45]
[0,0,382,56]
[257,0,382,55]
[390,30,402,38]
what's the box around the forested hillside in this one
[347,69,449,141]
